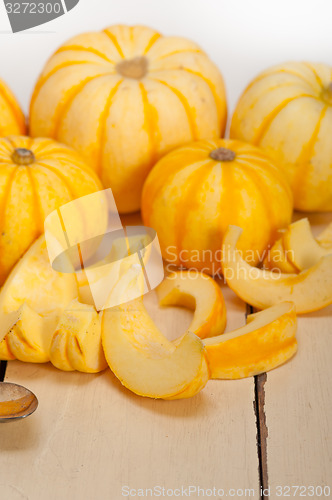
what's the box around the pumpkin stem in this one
[210,147,236,162]
[12,148,36,166]
[116,56,149,79]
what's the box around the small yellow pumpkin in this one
[0,78,26,136]
[29,24,227,213]
[141,139,293,275]
[0,136,102,285]
[230,62,332,211]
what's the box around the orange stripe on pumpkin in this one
[241,68,316,95]
[96,79,123,177]
[52,73,111,138]
[152,78,198,140]
[139,82,160,169]
[153,49,202,62]
[103,30,125,58]
[26,167,43,235]
[0,166,19,261]
[55,45,116,64]
[30,60,90,114]
[253,94,318,146]
[292,104,328,202]
[175,67,225,134]
[143,32,162,54]
[174,161,214,267]
[36,161,76,198]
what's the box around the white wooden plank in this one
[0,285,260,500]
[265,213,332,499]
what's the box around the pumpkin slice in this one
[5,304,57,363]
[316,222,332,249]
[222,225,332,314]
[263,236,298,274]
[50,299,107,373]
[157,270,226,339]
[0,234,78,343]
[203,302,297,379]
[264,218,332,272]
[102,267,209,400]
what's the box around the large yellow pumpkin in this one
[141,139,293,275]
[0,136,103,285]
[230,62,332,212]
[29,24,227,213]
[0,79,26,136]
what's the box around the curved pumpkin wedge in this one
[157,271,226,339]
[50,299,107,373]
[6,304,57,363]
[263,236,298,274]
[0,235,78,337]
[102,267,209,400]
[316,222,332,249]
[264,219,332,272]
[203,302,297,379]
[222,226,332,314]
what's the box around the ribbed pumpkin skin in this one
[29,25,227,213]
[0,136,103,285]
[141,139,293,275]
[230,62,332,212]
[0,79,26,136]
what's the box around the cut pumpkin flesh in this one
[203,302,297,379]
[4,304,57,363]
[316,222,332,249]
[222,225,332,314]
[50,299,107,373]
[263,237,298,274]
[157,270,226,339]
[264,218,332,272]
[102,267,209,400]
[0,235,78,343]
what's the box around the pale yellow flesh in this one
[222,225,332,313]
[157,270,226,338]
[0,235,78,339]
[317,222,332,249]
[265,218,332,272]
[203,302,297,379]
[0,304,57,362]
[50,299,107,373]
[102,268,209,399]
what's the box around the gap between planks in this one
[247,303,270,500]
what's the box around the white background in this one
[0,0,331,120]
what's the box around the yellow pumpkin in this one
[0,136,103,285]
[141,139,293,275]
[230,62,332,212]
[0,78,26,136]
[29,24,227,213]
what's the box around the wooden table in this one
[0,213,331,500]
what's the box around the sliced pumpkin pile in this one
[1,218,332,399]
[263,218,332,272]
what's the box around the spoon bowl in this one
[0,382,38,422]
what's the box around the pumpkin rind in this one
[230,62,332,211]
[141,138,293,276]
[29,25,227,213]
[0,136,103,285]
[0,79,26,136]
